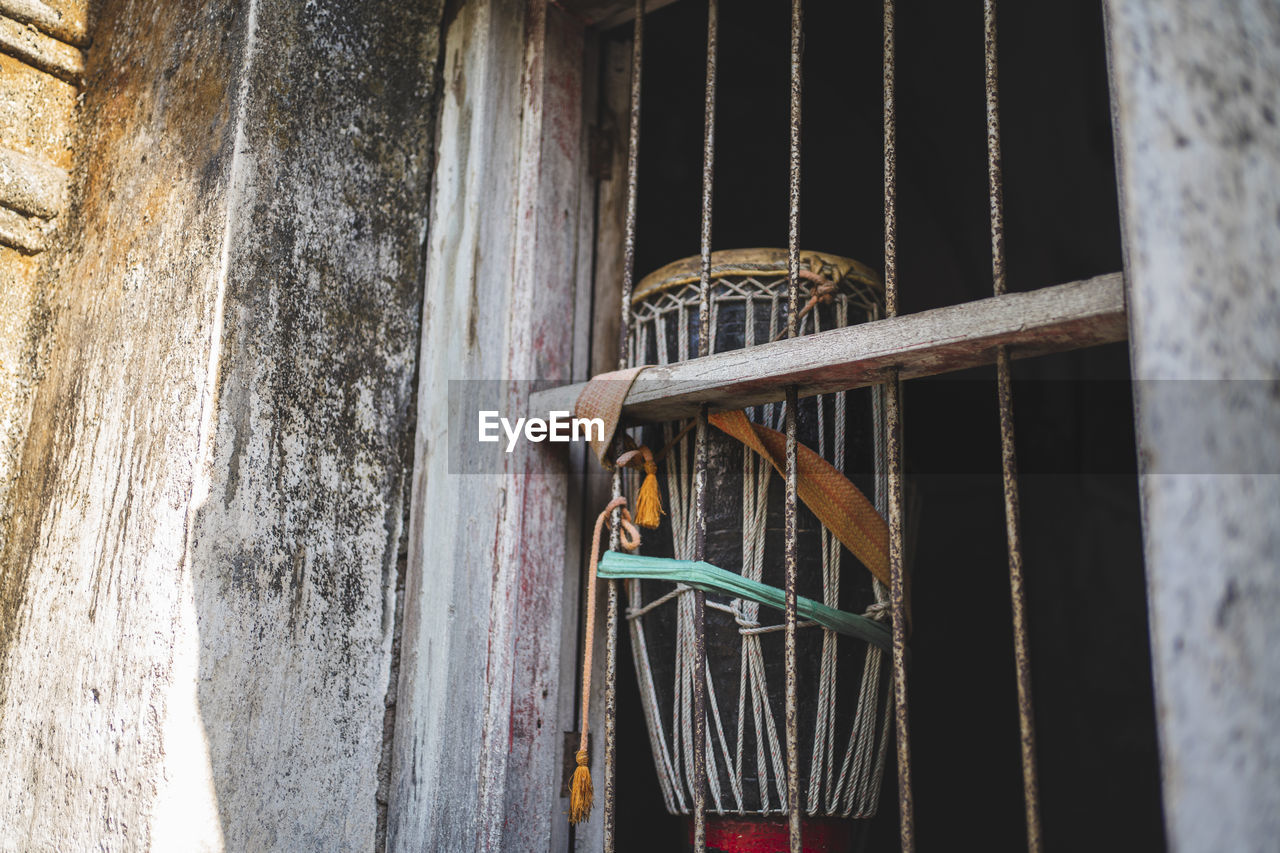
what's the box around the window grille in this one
[533,2,1137,851]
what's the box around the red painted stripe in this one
[686,816,856,853]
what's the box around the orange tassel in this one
[633,446,664,529]
[568,748,593,824]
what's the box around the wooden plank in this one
[388,2,590,851]
[531,272,1126,423]
[387,1,531,849]
[496,4,587,851]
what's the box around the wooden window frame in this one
[391,2,1130,850]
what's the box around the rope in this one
[570,498,641,825]
[770,270,840,342]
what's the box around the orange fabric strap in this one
[708,410,891,589]
[574,366,650,469]
[574,368,890,589]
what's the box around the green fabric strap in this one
[597,551,893,654]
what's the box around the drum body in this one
[623,249,893,837]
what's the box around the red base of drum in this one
[686,816,856,853]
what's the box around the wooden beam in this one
[530,272,1126,423]
[389,3,589,850]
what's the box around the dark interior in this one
[592,1,1165,850]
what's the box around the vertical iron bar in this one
[691,2,717,851]
[605,475,621,850]
[619,0,643,371]
[698,0,718,342]
[883,1,916,851]
[783,389,800,849]
[983,0,1005,304]
[605,2,644,851]
[984,2,1043,850]
[691,426,708,848]
[785,1,802,850]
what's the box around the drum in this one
[623,249,893,847]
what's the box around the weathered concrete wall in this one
[0,1,248,847]
[0,2,85,557]
[0,0,442,849]
[190,0,441,847]
[1105,1,1280,851]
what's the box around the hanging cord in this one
[571,497,642,825]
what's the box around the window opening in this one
[550,2,1165,851]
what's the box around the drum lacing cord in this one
[648,399,892,817]
[862,602,891,620]
[590,293,893,819]
[570,497,641,825]
[770,269,841,342]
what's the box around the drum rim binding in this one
[633,247,883,305]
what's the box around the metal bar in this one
[529,273,1128,421]
[603,2,644,849]
[785,1,802,850]
[697,0,717,356]
[605,476,621,851]
[786,0,802,343]
[884,370,912,851]
[618,0,643,372]
[985,2,1043,850]
[783,384,800,851]
[690,2,717,849]
[883,2,916,850]
[691,421,708,847]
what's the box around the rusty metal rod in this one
[619,0,644,372]
[985,2,1044,850]
[884,370,912,850]
[698,0,717,356]
[883,1,916,850]
[605,480,620,853]
[786,0,802,340]
[691,413,708,849]
[785,1,802,850]
[690,2,717,849]
[604,2,645,849]
[783,387,800,852]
